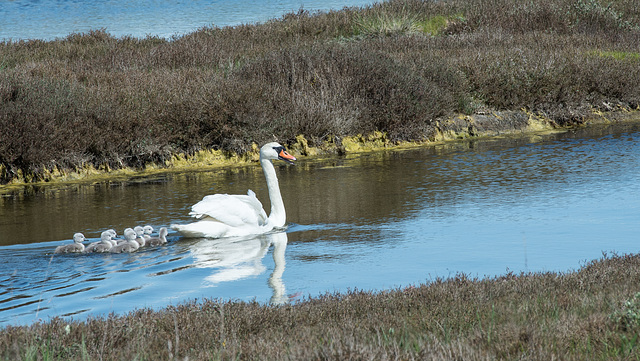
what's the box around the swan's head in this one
[143,225,154,234]
[100,231,113,241]
[124,228,137,241]
[73,233,86,243]
[260,142,296,164]
[134,226,144,236]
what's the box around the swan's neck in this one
[261,158,286,227]
[269,234,287,304]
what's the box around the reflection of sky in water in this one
[283,127,640,295]
[0,0,377,41]
[0,232,289,326]
[0,124,639,327]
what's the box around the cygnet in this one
[54,233,86,254]
[146,227,168,247]
[109,228,139,253]
[133,226,146,247]
[143,225,154,240]
[84,231,114,253]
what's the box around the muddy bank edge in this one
[1,109,639,190]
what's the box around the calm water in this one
[0,0,376,41]
[1,123,640,326]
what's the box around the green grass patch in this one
[593,50,640,61]
[354,12,423,37]
[417,14,466,36]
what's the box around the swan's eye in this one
[274,146,296,163]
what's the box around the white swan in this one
[54,233,86,254]
[171,142,296,238]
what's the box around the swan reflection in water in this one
[187,231,288,305]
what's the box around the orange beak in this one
[278,149,296,164]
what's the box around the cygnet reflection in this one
[189,231,288,305]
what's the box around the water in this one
[0,0,377,41]
[1,122,640,326]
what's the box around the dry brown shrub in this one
[1,0,640,183]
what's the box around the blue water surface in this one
[1,0,377,41]
[0,123,639,327]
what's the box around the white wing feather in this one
[188,190,268,227]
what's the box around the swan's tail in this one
[171,223,196,237]
[171,221,228,239]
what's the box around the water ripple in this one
[1,124,639,327]
[93,286,144,300]
[54,287,97,298]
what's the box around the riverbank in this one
[1,108,638,193]
[2,0,639,185]
[1,252,639,360]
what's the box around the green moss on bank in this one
[2,109,638,192]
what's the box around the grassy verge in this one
[2,253,640,360]
[1,0,640,185]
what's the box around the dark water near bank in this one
[0,0,376,41]
[1,123,640,326]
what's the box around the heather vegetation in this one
[2,1,639,358]
[1,0,640,184]
[2,253,640,360]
